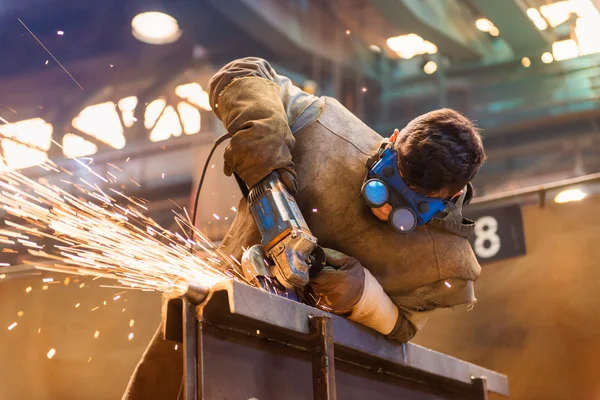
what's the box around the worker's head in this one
[370,109,486,224]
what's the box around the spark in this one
[125,157,130,162]
[129,177,141,187]
[103,301,107,305]
[175,345,178,350]
[25,286,32,293]
[17,311,23,317]
[42,285,49,290]
[64,277,71,285]
[312,208,318,212]
[0,274,5,279]
[0,165,247,300]
[47,348,56,359]
[346,29,351,35]
[88,357,92,362]
[17,19,83,91]
[0,263,9,267]
[128,332,134,340]
[231,206,237,212]
[38,328,41,333]
[122,309,126,313]
[129,319,135,327]
[75,303,80,308]
[8,322,17,331]
[161,173,165,179]
[91,307,99,311]
[444,281,452,288]
[213,214,220,220]
[94,330,100,339]
[45,60,49,65]
[113,295,121,300]
[57,30,64,35]
[42,278,53,283]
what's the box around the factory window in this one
[71,101,127,150]
[0,118,53,171]
[62,133,98,159]
[175,83,212,110]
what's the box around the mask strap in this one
[445,200,463,226]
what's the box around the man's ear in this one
[389,128,400,143]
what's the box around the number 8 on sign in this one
[474,216,501,258]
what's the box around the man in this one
[123,57,485,399]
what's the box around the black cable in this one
[190,132,233,248]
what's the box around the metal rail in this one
[471,171,600,208]
[166,280,509,399]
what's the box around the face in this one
[370,188,464,221]
[369,128,465,222]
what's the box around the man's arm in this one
[310,250,476,343]
[209,57,321,189]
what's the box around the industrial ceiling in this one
[0,0,599,196]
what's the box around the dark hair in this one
[393,109,486,197]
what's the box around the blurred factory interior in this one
[1,0,600,398]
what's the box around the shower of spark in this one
[0,159,247,295]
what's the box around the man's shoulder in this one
[296,96,382,156]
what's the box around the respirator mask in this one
[362,145,448,233]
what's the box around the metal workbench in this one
[166,279,509,400]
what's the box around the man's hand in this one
[309,248,401,336]
[309,248,365,314]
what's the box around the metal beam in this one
[208,0,376,78]
[369,0,492,60]
[470,0,555,53]
[202,280,510,397]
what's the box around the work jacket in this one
[211,58,480,329]
[122,57,481,400]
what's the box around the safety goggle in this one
[362,148,448,233]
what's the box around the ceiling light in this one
[131,12,181,45]
[575,15,600,56]
[541,51,554,63]
[475,18,493,32]
[527,8,549,30]
[521,57,531,67]
[554,188,587,203]
[423,61,438,74]
[540,1,573,27]
[423,41,438,54]
[552,39,579,61]
[386,34,437,59]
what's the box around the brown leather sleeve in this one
[211,76,297,189]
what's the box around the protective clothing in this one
[122,57,481,400]
[211,58,480,317]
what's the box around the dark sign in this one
[464,204,526,264]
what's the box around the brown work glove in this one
[308,248,365,315]
[213,76,297,191]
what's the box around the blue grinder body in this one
[246,172,319,288]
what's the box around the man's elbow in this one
[209,57,277,114]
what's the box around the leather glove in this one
[308,248,365,315]
[310,248,401,336]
